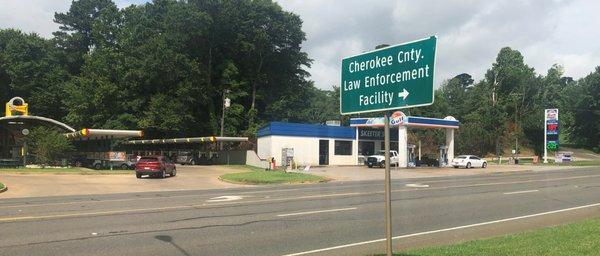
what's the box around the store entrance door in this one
[319,140,329,165]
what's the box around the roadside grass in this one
[0,167,131,175]
[220,165,328,184]
[372,217,600,256]
[542,159,600,166]
[488,159,600,166]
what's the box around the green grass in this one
[0,167,131,175]
[489,159,600,166]
[372,217,600,256]
[544,159,600,166]
[220,165,328,184]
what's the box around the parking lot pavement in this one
[296,164,582,182]
[0,165,251,199]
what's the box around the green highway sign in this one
[340,36,437,115]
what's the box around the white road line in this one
[405,183,429,188]
[503,189,539,195]
[277,207,357,217]
[0,192,364,222]
[206,195,243,202]
[281,202,600,256]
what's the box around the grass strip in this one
[372,217,600,256]
[220,165,327,184]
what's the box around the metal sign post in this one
[383,114,392,256]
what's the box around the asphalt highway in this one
[0,167,598,256]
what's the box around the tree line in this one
[0,0,339,140]
[407,48,599,156]
[0,0,597,156]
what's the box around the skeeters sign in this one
[340,36,437,114]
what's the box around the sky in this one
[1,0,599,89]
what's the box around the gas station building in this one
[257,112,459,167]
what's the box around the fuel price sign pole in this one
[340,36,437,255]
[543,109,559,163]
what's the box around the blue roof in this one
[257,122,355,139]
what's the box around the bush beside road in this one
[0,182,5,192]
[220,165,328,184]
[0,168,131,175]
[375,217,600,256]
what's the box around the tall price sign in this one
[543,109,559,163]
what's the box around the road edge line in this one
[281,202,600,256]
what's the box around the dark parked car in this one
[416,155,439,167]
[135,156,176,178]
[70,154,93,167]
[176,151,199,165]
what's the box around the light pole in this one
[220,89,231,150]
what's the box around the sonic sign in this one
[5,97,28,117]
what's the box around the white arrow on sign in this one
[398,88,410,100]
[206,196,243,202]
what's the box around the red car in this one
[135,156,176,178]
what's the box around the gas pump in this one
[281,148,294,170]
[439,145,448,167]
[407,144,416,167]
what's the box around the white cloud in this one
[278,0,600,89]
[0,0,70,37]
[0,0,144,37]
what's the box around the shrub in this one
[26,127,74,166]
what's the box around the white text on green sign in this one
[340,36,436,114]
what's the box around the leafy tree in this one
[53,0,119,74]
[0,29,69,119]
[2,0,599,157]
[27,127,74,166]
[567,67,600,149]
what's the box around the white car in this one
[452,155,487,168]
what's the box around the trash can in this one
[514,158,519,164]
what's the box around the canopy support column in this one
[445,128,455,163]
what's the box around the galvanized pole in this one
[23,141,27,167]
[384,114,393,256]
[220,91,226,151]
[110,139,114,171]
